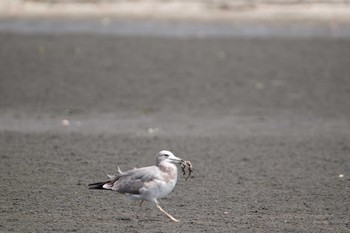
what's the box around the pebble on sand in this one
[62,119,70,126]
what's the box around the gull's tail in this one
[88,174,119,190]
[88,181,109,189]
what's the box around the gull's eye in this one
[164,154,169,157]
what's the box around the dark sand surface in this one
[0,30,350,232]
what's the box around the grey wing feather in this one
[110,166,159,194]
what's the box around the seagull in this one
[89,150,184,222]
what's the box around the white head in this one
[156,150,182,165]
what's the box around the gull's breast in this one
[158,163,178,183]
[141,163,178,200]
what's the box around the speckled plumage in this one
[89,150,183,222]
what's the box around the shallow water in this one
[1,18,350,38]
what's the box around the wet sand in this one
[0,30,350,232]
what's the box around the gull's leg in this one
[156,204,180,222]
[135,200,145,220]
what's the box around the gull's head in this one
[156,150,182,165]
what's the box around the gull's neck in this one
[158,161,178,182]
[158,161,178,172]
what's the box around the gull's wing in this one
[104,166,160,194]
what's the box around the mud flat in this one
[0,29,349,232]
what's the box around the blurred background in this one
[1,0,350,135]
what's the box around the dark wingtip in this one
[88,182,106,189]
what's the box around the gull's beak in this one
[170,155,183,164]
